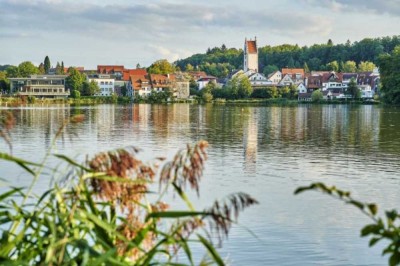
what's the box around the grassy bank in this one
[0,96,380,106]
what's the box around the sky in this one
[1,0,400,69]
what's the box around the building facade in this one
[9,75,69,98]
[244,37,258,72]
[87,74,115,96]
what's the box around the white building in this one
[248,72,272,87]
[268,71,282,84]
[87,74,115,96]
[244,37,258,72]
[197,76,217,90]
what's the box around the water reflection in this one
[1,103,399,266]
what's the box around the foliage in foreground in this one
[295,183,400,266]
[0,112,257,265]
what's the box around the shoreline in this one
[0,96,381,106]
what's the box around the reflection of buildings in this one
[243,110,258,173]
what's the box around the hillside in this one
[175,36,400,78]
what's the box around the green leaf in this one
[348,200,364,210]
[389,252,400,266]
[369,237,382,247]
[368,204,378,216]
[53,154,92,172]
[0,187,23,201]
[361,224,381,237]
[146,211,207,221]
[197,234,224,266]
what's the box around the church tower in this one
[244,37,258,72]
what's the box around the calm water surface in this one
[1,103,400,265]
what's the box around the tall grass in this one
[0,111,257,265]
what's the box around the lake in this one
[1,103,399,265]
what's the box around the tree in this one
[65,68,84,92]
[136,63,141,69]
[262,65,278,76]
[18,61,39,77]
[5,66,19,78]
[358,61,376,72]
[326,61,339,72]
[55,62,62,75]
[311,89,323,102]
[82,80,100,96]
[44,56,51,74]
[303,62,310,73]
[0,71,10,93]
[342,61,357,72]
[148,59,175,74]
[237,75,253,98]
[202,92,213,102]
[378,46,400,104]
[61,61,65,74]
[346,78,360,99]
[185,63,194,72]
[38,63,45,74]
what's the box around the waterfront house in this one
[281,68,305,84]
[127,74,151,97]
[267,71,282,84]
[197,76,217,90]
[9,75,69,98]
[278,74,295,86]
[87,74,115,96]
[248,72,272,87]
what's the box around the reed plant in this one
[0,111,257,265]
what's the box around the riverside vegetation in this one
[0,111,258,265]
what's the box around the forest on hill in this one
[175,36,400,78]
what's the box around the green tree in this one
[70,89,81,99]
[346,78,360,99]
[263,65,278,76]
[61,61,65,74]
[378,46,400,104]
[279,86,290,98]
[202,92,213,102]
[38,63,45,74]
[44,55,51,74]
[148,59,175,74]
[0,71,10,93]
[82,80,100,96]
[65,68,84,92]
[5,66,19,78]
[237,75,253,98]
[358,61,376,72]
[326,61,339,72]
[342,60,357,72]
[311,89,323,102]
[55,62,62,75]
[18,61,39,77]
[185,63,194,71]
[303,62,310,73]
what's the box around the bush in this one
[311,90,323,102]
[202,92,213,102]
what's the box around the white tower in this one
[244,37,258,73]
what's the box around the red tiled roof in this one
[282,68,305,76]
[130,75,149,91]
[97,65,125,74]
[123,69,147,81]
[246,40,257,54]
